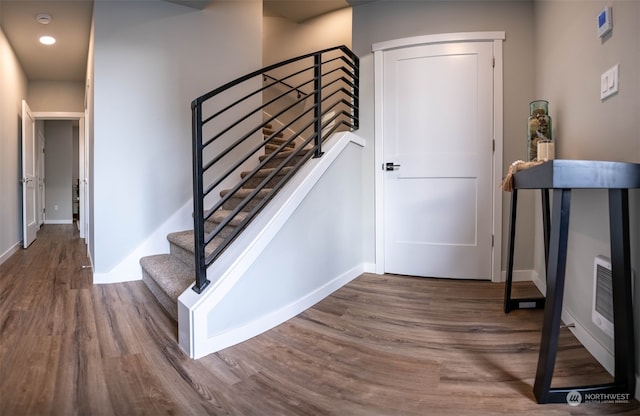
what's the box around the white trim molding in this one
[373,31,505,281]
[373,31,507,52]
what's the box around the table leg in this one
[541,188,550,267]
[534,188,571,403]
[504,190,518,313]
[608,189,636,393]
[504,189,546,313]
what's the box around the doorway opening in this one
[32,111,88,245]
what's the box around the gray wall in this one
[533,0,640,382]
[352,0,537,270]
[0,28,28,262]
[263,7,352,67]
[27,81,85,112]
[91,0,263,275]
[44,121,74,223]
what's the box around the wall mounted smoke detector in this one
[36,13,52,24]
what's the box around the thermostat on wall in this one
[597,6,612,38]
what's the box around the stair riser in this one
[169,242,196,268]
[141,268,179,320]
[222,195,266,212]
[242,173,288,189]
[205,218,235,234]
[261,154,307,170]
[263,129,284,138]
[265,142,294,154]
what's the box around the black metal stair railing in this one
[191,45,359,293]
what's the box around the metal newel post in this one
[191,101,210,293]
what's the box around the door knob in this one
[384,162,401,171]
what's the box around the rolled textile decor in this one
[500,160,545,192]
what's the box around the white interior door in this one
[79,116,87,239]
[37,129,46,226]
[21,100,38,248]
[382,41,495,280]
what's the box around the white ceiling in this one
[264,0,351,22]
[0,0,366,83]
[0,0,93,82]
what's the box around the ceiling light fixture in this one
[39,36,56,45]
[36,13,52,24]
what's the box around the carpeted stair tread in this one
[219,187,272,199]
[241,166,293,179]
[206,209,249,226]
[140,254,193,320]
[262,127,284,138]
[167,230,229,266]
[259,149,297,162]
[269,137,293,147]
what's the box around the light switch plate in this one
[600,64,619,100]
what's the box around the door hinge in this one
[492,234,494,247]
[492,139,495,152]
[492,57,495,68]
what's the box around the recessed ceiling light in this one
[39,36,56,45]
[36,13,52,24]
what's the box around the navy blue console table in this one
[503,160,639,404]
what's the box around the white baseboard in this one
[93,200,193,284]
[561,306,615,376]
[531,272,617,377]
[191,263,363,359]
[0,241,22,266]
[500,269,535,283]
[44,219,73,224]
[363,262,376,273]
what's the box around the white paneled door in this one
[381,41,495,280]
[22,100,38,248]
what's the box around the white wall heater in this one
[592,255,614,338]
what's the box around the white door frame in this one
[32,112,88,243]
[37,129,46,226]
[372,32,505,283]
[21,101,38,248]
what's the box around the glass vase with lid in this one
[527,100,552,161]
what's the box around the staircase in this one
[140,125,306,320]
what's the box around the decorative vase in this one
[527,100,552,161]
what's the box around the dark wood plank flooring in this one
[1,225,638,415]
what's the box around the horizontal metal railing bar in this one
[205,138,315,249]
[193,45,353,107]
[201,90,311,181]
[201,84,310,153]
[192,45,359,292]
[321,86,357,104]
[199,54,356,156]
[202,101,318,221]
[201,65,316,131]
[201,76,314,152]
[205,139,318,264]
[320,55,357,74]
[202,128,300,227]
[320,72,357,92]
[263,74,310,98]
[201,99,316,202]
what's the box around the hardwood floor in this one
[1,225,638,415]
